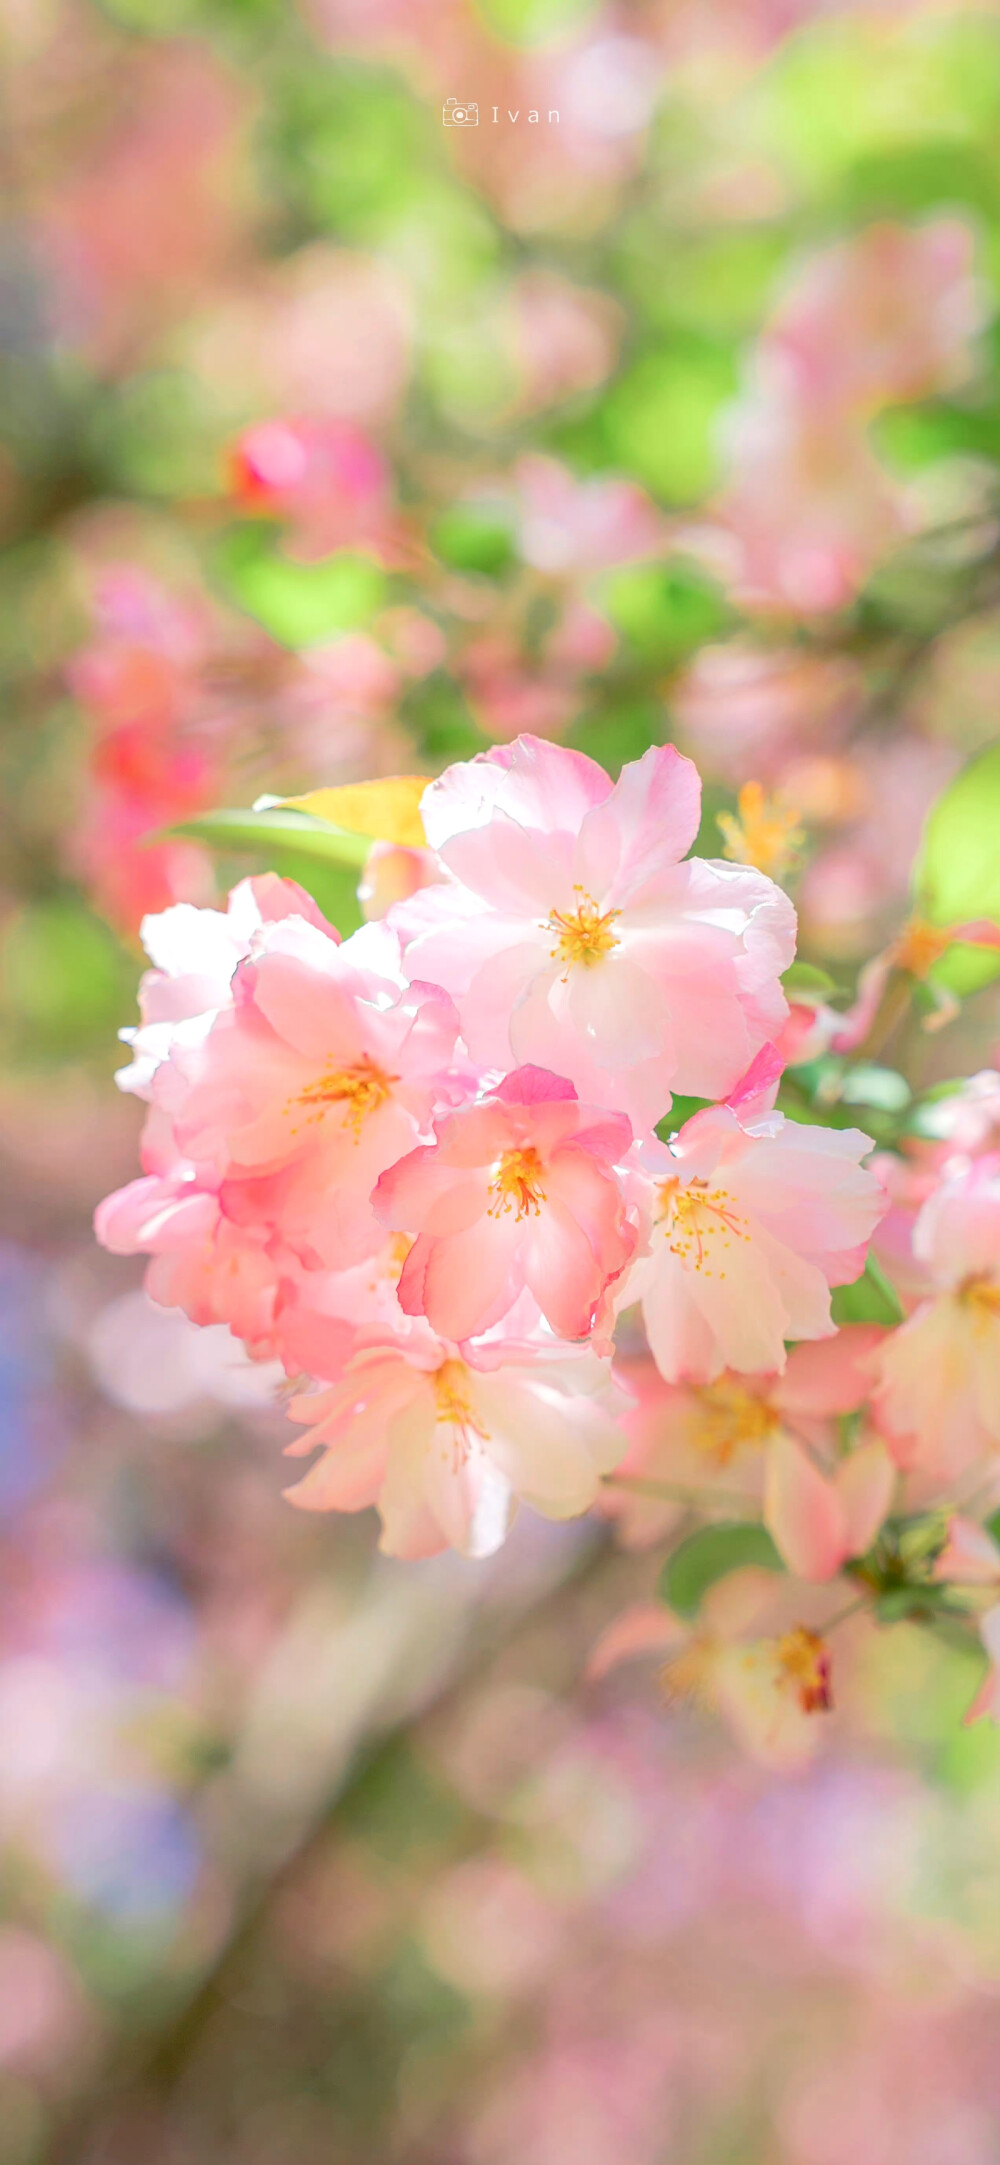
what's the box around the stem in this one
[823,1593,871,1633]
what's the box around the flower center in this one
[776,1627,831,1714]
[660,1638,717,1708]
[658,1176,751,1278]
[717,781,804,880]
[959,1274,1000,1321]
[433,1359,489,1465]
[487,1145,547,1221]
[891,917,952,980]
[547,887,621,973]
[292,1053,398,1139]
[693,1377,780,1464]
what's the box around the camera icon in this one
[442,98,478,127]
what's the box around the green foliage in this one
[831,1254,905,1328]
[838,1065,911,1112]
[431,502,516,575]
[169,807,372,867]
[781,961,838,999]
[472,0,596,44]
[566,699,664,776]
[655,1095,713,1140]
[265,59,436,242]
[913,742,1000,993]
[215,529,386,647]
[0,899,132,1058]
[659,1522,784,1619]
[602,345,738,503]
[602,561,729,666]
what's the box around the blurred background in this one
[2,0,1000,2158]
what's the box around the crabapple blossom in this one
[394,734,795,1128]
[284,1333,629,1559]
[629,1102,885,1384]
[763,1430,895,1582]
[94,1174,286,1357]
[604,1327,887,1549]
[229,415,393,561]
[116,874,334,1097]
[373,1067,635,1344]
[158,917,463,1269]
[764,220,984,416]
[588,1568,840,1770]
[872,1157,1000,1478]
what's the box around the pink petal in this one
[833,1439,895,1557]
[420,733,611,852]
[764,1431,846,1580]
[94,1176,218,1254]
[587,1602,686,1680]
[778,1326,886,1418]
[933,1516,1000,1585]
[575,742,702,906]
[725,1043,784,1118]
[400,1215,522,1340]
[523,1196,611,1340]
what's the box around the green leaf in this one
[659,1521,783,1619]
[164,807,372,869]
[601,561,728,666]
[782,960,837,999]
[602,344,739,504]
[215,528,385,647]
[654,1094,713,1140]
[830,1253,904,1328]
[875,1586,954,1623]
[913,743,1000,994]
[431,501,515,576]
[838,1064,911,1112]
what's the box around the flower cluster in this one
[94,734,1000,1756]
[95,732,889,1579]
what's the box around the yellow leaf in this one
[279,776,428,849]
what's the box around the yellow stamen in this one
[692,1376,780,1464]
[488,1145,547,1221]
[659,1637,718,1708]
[433,1358,489,1466]
[960,1275,1000,1322]
[658,1176,751,1279]
[718,781,804,880]
[776,1627,831,1713]
[890,917,952,980]
[291,1053,397,1139]
[547,886,621,973]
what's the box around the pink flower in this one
[512,454,664,575]
[630,1104,885,1383]
[604,1326,886,1549]
[763,1431,895,1581]
[673,640,862,785]
[160,918,462,1270]
[284,1337,628,1559]
[714,377,915,616]
[229,415,393,562]
[116,876,335,1098]
[588,1568,841,1769]
[765,219,984,416]
[373,1067,635,1343]
[933,1515,1000,1586]
[94,1175,284,1357]
[872,1157,1000,1478]
[394,735,796,1128]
